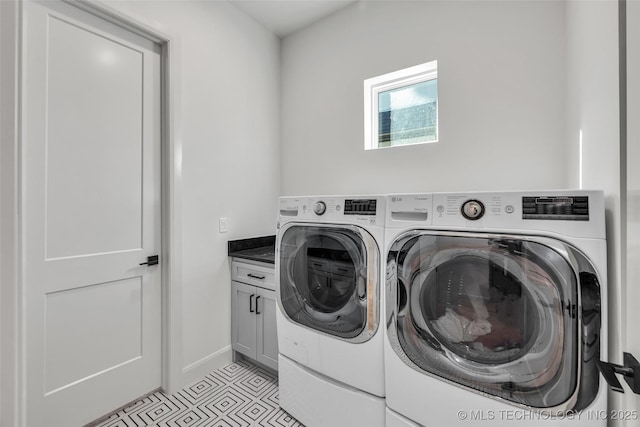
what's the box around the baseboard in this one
[180,345,233,388]
[233,352,278,376]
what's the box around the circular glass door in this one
[386,231,601,411]
[279,224,379,342]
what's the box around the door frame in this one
[1,1,184,425]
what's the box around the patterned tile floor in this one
[91,361,304,427]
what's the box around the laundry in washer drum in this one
[425,253,536,363]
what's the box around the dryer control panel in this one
[461,199,485,220]
[522,196,589,221]
[386,191,604,239]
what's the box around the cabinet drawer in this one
[231,259,275,291]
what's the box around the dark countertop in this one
[228,235,275,264]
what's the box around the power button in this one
[461,200,485,220]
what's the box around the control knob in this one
[461,200,485,220]
[314,201,327,215]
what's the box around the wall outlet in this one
[219,217,228,233]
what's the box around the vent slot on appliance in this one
[279,209,299,217]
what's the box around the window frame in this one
[364,60,438,150]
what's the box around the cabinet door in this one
[256,287,278,371]
[231,281,257,359]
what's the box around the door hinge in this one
[597,352,640,394]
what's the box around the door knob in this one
[140,255,159,266]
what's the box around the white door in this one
[22,1,162,425]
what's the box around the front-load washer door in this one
[386,231,602,412]
[279,224,379,343]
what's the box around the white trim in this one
[181,346,233,387]
[364,60,438,150]
[161,30,185,396]
[1,1,23,425]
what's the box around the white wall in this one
[565,0,624,421]
[280,0,569,195]
[106,0,280,386]
[1,3,4,423]
[565,0,622,373]
[625,0,640,421]
[565,0,621,193]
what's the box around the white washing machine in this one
[276,195,386,427]
[384,191,608,427]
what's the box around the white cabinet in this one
[231,259,278,371]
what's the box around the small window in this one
[364,61,438,150]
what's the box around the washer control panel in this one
[461,200,485,220]
[344,199,377,215]
[279,196,384,226]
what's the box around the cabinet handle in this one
[256,295,261,315]
[247,273,265,280]
[249,294,255,313]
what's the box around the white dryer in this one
[276,195,386,427]
[384,191,607,427]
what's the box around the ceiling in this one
[229,0,358,37]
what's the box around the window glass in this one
[364,60,438,150]
[378,79,437,147]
